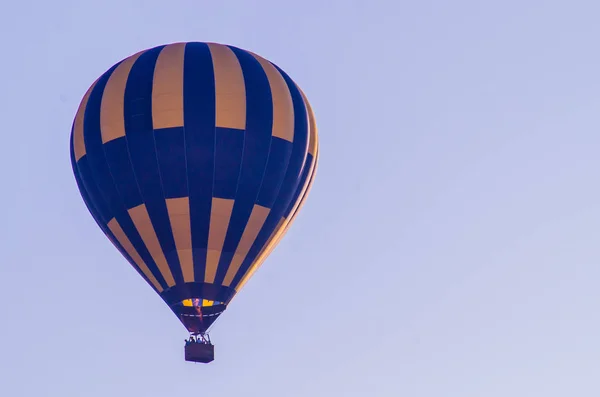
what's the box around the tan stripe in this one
[274,151,319,243]
[266,117,319,250]
[204,198,234,283]
[107,218,163,292]
[166,197,194,283]
[298,86,318,156]
[152,43,185,129]
[128,204,176,287]
[250,52,294,142]
[101,51,144,143]
[234,217,285,293]
[73,80,98,161]
[207,43,246,130]
[234,153,318,293]
[223,205,270,287]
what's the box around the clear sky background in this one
[2,0,600,395]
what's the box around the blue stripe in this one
[123,45,185,285]
[74,156,111,224]
[229,66,310,288]
[182,42,216,281]
[103,137,144,209]
[155,127,188,199]
[213,127,244,199]
[255,137,293,208]
[76,63,122,224]
[71,131,107,227]
[213,46,274,285]
[72,138,160,292]
[80,63,169,290]
[154,127,188,284]
[284,153,313,217]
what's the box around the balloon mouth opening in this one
[171,300,228,334]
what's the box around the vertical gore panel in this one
[249,52,294,142]
[128,204,176,287]
[283,154,313,218]
[100,53,146,211]
[71,134,104,226]
[155,127,188,199]
[208,43,246,130]
[300,86,318,157]
[255,137,293,208]
[213,46,274,286]
[81,64,127,229]
[182,42,216,282]
[229,65,309,289]
[75,156,112,226]
[100,52,143,144]
[223,204,271,286]
[152,42,185,129]
[212,128,244,199]
[102,138,144,210]
[123,45,184,286]
[205,198,235,283]
[73,80,98,161]
[250,51,296,208]
[166,197,194,282]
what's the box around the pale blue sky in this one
[2,0,600,395]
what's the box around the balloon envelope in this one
[70,42,318,333]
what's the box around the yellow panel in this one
[152,43,185,129]
[128,204,176,287]
[298,87,318,156]
[207,43,246,129]
[107,218,163,292]
[249,52,294,142]
[223,205,270,287]
[73,79,98,161]
[183,299,193,307]
[100,51,144,144]
[202,299,214,307]
[166,197,194,283]
[204,198,234,283]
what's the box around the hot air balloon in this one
[69,42,318,363]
